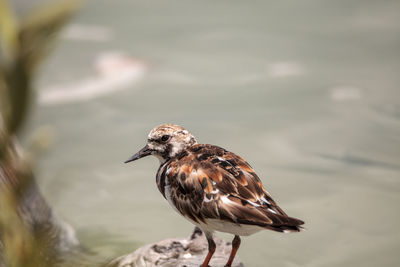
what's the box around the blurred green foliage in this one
[0,0,80,150]
[0,1,80,266]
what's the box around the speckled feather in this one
[156,144,304,233]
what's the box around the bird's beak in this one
[124,145,152,163]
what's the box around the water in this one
[18,0,400,266]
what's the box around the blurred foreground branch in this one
[0,0,81,148]
[0,1,80,266]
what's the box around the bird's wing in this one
[164,144,304,231]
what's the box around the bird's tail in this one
[265,216,305,233]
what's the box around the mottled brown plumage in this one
[125,124,304,267]
[156,144,303,233]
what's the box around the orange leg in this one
[225,235,241,267]
[201,232,216,267]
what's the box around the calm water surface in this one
[19,0,400,266]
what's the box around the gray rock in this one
[108,227,244,267]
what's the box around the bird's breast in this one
[156,162,170,199]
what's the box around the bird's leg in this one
[201,232,216,267]
[225,235,241,267]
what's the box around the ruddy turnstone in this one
[125,124,304,267]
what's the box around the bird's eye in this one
[161,135,170,142]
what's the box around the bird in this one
[125,123,304,267]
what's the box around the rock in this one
[107,227,244,267]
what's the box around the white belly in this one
[196,219,263,236]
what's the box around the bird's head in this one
[125,124,197,164]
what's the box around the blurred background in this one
[11,0,400,266]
